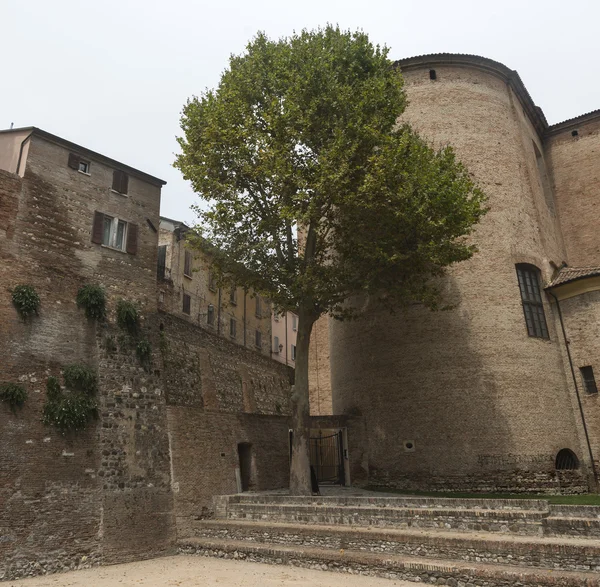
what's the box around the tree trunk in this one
[289,309,315,495]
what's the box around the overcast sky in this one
[2,0,598,223]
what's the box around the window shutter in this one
[112,170,121,191]
[120,172,129,195]
[91,211,104,244]
[126,223,138,254]
[68,153,80,170]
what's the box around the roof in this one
[546,266,600,288]
[0,126,166,187]
[395,53,600,138]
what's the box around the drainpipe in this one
[243,290,247,348]
[548,290,599,487]
[217,288,222,336]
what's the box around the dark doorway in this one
[309,430,345,485]
[237,442,252,491]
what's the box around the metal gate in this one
[309,431,344,485]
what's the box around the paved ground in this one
[7,556,414,586]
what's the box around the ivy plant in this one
[11,285,40,318]
[76,284,106,320]
[116,300,139,334]
[62,364,98,395]
[136,339,152,367]
[0,382,28,412]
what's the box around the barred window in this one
[516,264,549,339]
[580,366,598,394]
[207,304,215,327]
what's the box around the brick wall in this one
[308,316,333,415]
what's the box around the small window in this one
[516,264,549,339]
[292,314,297,331]
[580,366,598,394]
[78,160,90,174]
[208,270,217,292]
[92,211,137,254]
[291,344,296,361]
[207,304,215,326]
[273,336,280,353]
[255,330,262,348]
[112,169,129,195]
[230,318,237,338]
[255,296,262,318]
[555,449,579,470]
[182,293,191,315]
[230,288,237,305]
[184,250,192,278]
[429,69,437,80]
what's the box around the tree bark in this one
[289,309,315,495]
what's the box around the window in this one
[157,245,167,280]
[291,344,296,361]
[230,318,237,338]
[516,264,549,339]
[255,296,262,318]
[182,293,191,315]
[208,270,217,292]
[555,449,579,470]
[207,304,215,327]
[230,288,237,305]
[184,250,192,278]
[292,314,297,331]
[78,160,90,174]
[580,366,598,394]
[112,169,129,195]
[255,330,262,348]
[67,152,90,174]
[92,211,138,254]
[429,69,437,80]
[273,336,280,353]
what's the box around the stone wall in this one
[308,316,333,415]
[330,61,590,493]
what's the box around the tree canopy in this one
[175,26,487,493]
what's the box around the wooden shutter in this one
[68,153,80,169]
[112,170,128,193]
[91,211,104,244]
[126,223,138,255]
[112,170,121,191]
[120,173,129,195]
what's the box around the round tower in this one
[331,55,592,492]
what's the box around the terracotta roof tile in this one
[546,267,600,288]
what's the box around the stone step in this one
[224,502,547,535]
[545,517,600,538]
[226,493,550,511]
[191,519,600,572]
[179,537,600,587]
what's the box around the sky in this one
[2,0,598,224]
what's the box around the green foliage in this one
[62,364,98,395]
[175,26,487,322]
[136,339,152,366]
[116,300,139,334]
[76,284,106,320]
[0,382,27,411]
[11,285,40,318]
[42,393,97,433]
[103,335,117,354]
[46,376,62,401]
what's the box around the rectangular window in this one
[208,270,217,292]
[581,366,598,394]
[92,211,137,254]
[516,264,549,339]
[182,293,191,315]
[255,296,262,318]
[230,318,237,338]
[291,344,296,361]
[255,330,262,348]
[273,336,280,353]
[78,160,90,174]
[157,245,167,280]
[102,215,127,251]
[184,250,192,278]
[112,169,129,195]
[292,314,297,331]
[230,288,237,305]
[207,304,215,326]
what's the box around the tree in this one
[175,26,487,494]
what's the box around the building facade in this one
[271,310,298,367]
[320,55,600,493]
[157,216,272,357]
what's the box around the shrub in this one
[63,364,97,395]
[76,284,106,320]
[116,300,139,334]
[136,339,152,365]
[11,285,40,318]
[46,376,62,401]
[0,382,27,411]
[42,393,97,432]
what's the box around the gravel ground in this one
[6,555,414,586]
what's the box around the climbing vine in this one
[76,284,106,320]
[11,285,40,318]
[116,300,139,334]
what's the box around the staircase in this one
[179,493,600,586]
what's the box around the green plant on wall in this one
[136,339,152,368]
[43,367,98,433]
[76,284,106,320]
[116,300,139,334]
[0,382,28,412]
[11,285,40,318]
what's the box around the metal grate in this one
[555,449,579,470]
[516,264,549,339]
